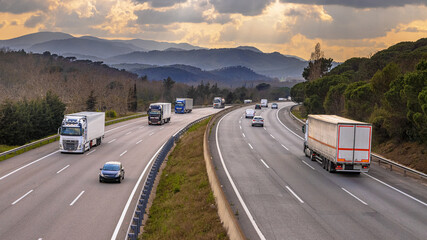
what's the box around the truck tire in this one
[304,145,309,157]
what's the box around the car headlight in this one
[100,172,105,177]
[115,172,120,177]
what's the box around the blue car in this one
[99,161,125,183]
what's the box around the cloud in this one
[285,5,427,39]
[135,6,204,25]
[24,13,46,28]
[135,0,187,8]
[210,0,274,16]
[0,0,51,14]
[279,0,427,9]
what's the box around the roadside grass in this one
[141,118,228,240]
[291,105,306,121]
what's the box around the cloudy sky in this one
[0,0,426,61]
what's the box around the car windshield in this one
[61,127,82,136]
[103,164,120,171]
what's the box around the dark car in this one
[255,104,261,109]
[271,103,278,109]
[99,161,125,183]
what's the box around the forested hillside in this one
[291,38,427,172]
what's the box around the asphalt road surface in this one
[210,102,427,240]
[0,107,222,240]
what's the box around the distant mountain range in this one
[113,64,274,86]
[0,32,307,83]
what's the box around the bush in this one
[106,110,117,118]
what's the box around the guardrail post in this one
[390,165,393,171]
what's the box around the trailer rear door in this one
[337,125,355,163]
[337,124,371,164]
[354,125,371,163]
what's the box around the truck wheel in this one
[304,145,309,157]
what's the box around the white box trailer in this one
[59,112,105,153]
[261,99,268,107]
[303,115,372,172]
[148,103,171,125]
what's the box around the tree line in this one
[291,39,427,144]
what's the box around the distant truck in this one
[261,99,268,107]
[148,103,171,125]
[244,99,252,104]
[213,97,225,108]
[303,115,372,173]
[59,112,105,153]
[175,98,193,113]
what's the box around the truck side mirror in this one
[302,125,305,133]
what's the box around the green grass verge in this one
[291,105,306,121]
[141,118,228,240]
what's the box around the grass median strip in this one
[141,118,228,240]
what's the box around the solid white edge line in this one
[12,189,33,205]
[302,160,315,170]
[125,131,132,135]
[136,140,142,145]
[70,191,85,206]
[216,112,267,240]
[276,106,304,141]
[56,165,70,174]
[248,143,253,149]
[281,144,289,151]
[108,139,116,144]
[120,150,128,157]
[86,149,96,156]
[112,141,166,240]
[341,188,368,205]
[363,173,427,207]
[0,150,59,181]
[285,186,304,203]
[260,159,270,169]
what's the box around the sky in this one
[0,0,426,61]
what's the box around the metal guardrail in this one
[0,113,146,160]
[126,115,211,240]
[288,104,427,180]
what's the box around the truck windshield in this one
[149,109,161,115]
[176,102,184,107]
[61,127,82,136]
[214,99,221,103]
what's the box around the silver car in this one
[251,116,264,127]
[245,109,255,118]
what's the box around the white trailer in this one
[303,115,372,173]
[175,98,193,113]
[59,112,105,153]
[261,99,268,107]
[148,103,171,125]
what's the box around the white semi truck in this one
[59,112,105,153]
[303,115,372,173]
[148,103,171,125]
[175,98,193,113]
[213,97,225,108]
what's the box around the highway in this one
[0,107,221,240]
[210,102,427,240]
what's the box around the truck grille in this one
[63,140,78,150]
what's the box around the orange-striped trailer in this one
[302,115,372,173]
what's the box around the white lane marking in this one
[70,191,85,206]
[285,186,304,204]
[105,120,145,133]
[12,190,33,205]
[0,150,59,181]
[248,143,253,149]
[120,150,127,157]
[139,126,144,129]
[149,132,154,136]
[114,142,166,240]
[108,139,116,144]
[240,125,242,130]
[38,238,42,240]
[363,173,427,207]
[160,127,164,130]
[125,131,132,135]
[57,165,70,174]
[86,149,96,156]
[281,144,289,151]
[260,159,270,169]
[216,113,266,240]
[276,107,304,141]
[270,134,276,139]
[341,188,368,205]
[302,160,315,170]
[242,133,246,138]
[263,127,266,130]
[136,140,143,145]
